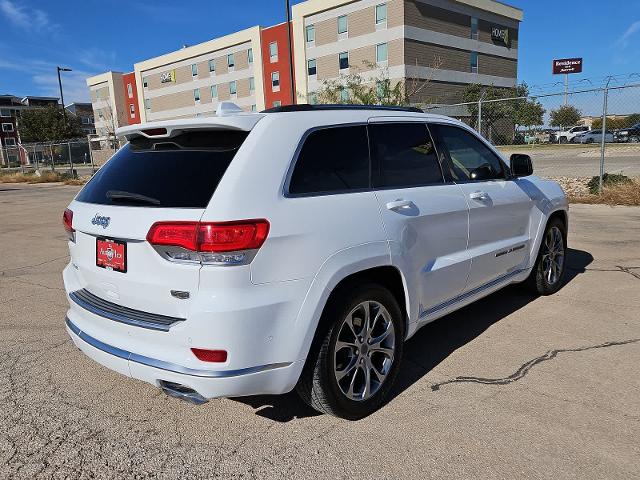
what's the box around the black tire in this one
[296,283,405,420]
[559,136,568,144]
[525,217,567,295]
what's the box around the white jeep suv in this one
[63,104,568,419]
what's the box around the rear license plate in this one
[96,238,127,273]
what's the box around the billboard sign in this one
[491,26,509,45]
[160,69,176,84]
[553,58,583,75]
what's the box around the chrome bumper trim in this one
[66,317,292,379]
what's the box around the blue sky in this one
[1,0,639,104]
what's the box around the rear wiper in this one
[106,190,161,206]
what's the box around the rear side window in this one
[369,122,444,188]
[77,130,248,208]
[288,125,370,195]
[430,124,505,182]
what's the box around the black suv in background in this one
[615,123,640,143]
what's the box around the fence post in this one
[68,142,74,177]
[477,99,482,136]
[599,82,611,194]
[87,135,95,174]
[49,144,55,172]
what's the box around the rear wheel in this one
[296,284,404,420]
[526,218,567,295]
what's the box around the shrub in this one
[587,173,633,195]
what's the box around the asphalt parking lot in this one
[1,183,639,479]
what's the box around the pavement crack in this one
[617,266,640,280]
[0,255,69,276]
[431,338,640,392]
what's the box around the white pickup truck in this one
[552,125,591,144]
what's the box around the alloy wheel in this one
[333,301,396,402]
[542,226,565,286]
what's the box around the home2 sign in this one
[491,26,509,45]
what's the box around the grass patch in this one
[569,177,640,206]
[0,171,86,185]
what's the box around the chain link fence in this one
[426,83,640,191]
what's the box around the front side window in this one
[191,64,198,77]
[339,52,349,70]
[370,123,443,188]
[431,124,506,181]
[249,76,255,92]
[211,85,218,98]
[471,17,479,39]
[272,71,280,88]
[269,42,278,61]
[273,101,282,108]
[2,123,14,132]
[288,125,370,195]
[143,77,148,88]
[306,25,315,43]
[144,99,151,110]
[209,59,216,72]
[308,59,317,76]
[127,83,133,98]
[4,137,16,146]
[375,3,387,24]
[247,48,254,64]
[338,15,348,35]
[129,104,135,116]
[229,81,237,95]
[228,53,235,68]
[194,88,201,102]
[376,43,388,63]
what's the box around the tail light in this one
[63,209,75,242]
[147,219,269,265]
[191,348,228,363]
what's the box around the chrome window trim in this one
[66,318,292,379]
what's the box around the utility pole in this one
[57,66,72,122]
[285,0,296,105]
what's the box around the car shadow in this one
[233,248,593,422]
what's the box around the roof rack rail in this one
[261,104,424,114]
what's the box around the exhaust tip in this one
[159,381,208,405]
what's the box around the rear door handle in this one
[469,191,490,201]
[386,199,414,211]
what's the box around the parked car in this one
[62,103,569,419]
[615,123,640,143]
[550,125,590,144]
[576,129,614,144]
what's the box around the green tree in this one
[510,84,545,129]
[549,105,582,129]
[18,106,84,143]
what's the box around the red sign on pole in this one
[553,58,583,75]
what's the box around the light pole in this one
[57,66,72,121]
[285,0,296,105]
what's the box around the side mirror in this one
[510,154,533,177]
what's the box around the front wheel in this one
[296,284,405,420]
[526,218,567,295]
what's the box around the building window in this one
[272,71,280,92]
[227,53,235,69]
[251,104,257,112]
[129,104,135,117]
[127,83,133,98]
[229,81,237,96]
[2,123,14,132]
[308,59,317,76]
[375,3,387,25]
[273,101,282,108]
[306,25,315,43]
[0,108,11,117]
[376,43,388,63]
[211,85,218,98]
[144,99,151,110]
[209,59,216,73]
[470,51,478,73]
[269,41,278,62]
[194,88,201,102]
[338,15,348,36]
[471,17,479,40]
[143,77,148,88]
[191,64,198,77]
[340,88,350,103]
[308,93,318,104]
[248,48,254,64]
[4,137,16,146]
[339,52,349,71]
[249,77,255,92]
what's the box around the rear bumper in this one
[66,317,301,399]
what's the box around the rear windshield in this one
[77,130,248,208]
